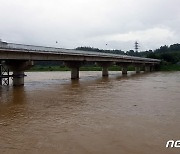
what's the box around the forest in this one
[32,43,180,71]
[76,43,180,64]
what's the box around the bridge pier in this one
[145,65,151,72]
[5,60,34,86]
[97,62,113,77]
[144,64,156,72]
[135,66,141,73]
[118,63,128,75]
[150,65,155,72]
[122,66,128,75]
[64,61,83,79]
[135,64,141,73]
[102,66,108,76]
[71,67,79,79]
[13,71,25,86]
[116,63,129,75]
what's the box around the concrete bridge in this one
[0,40,160,86]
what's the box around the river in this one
[0,71,180,154]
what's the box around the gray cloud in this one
[0,0,179,51]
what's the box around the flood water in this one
[0,71,180,154]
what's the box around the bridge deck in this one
[0,41,160,63]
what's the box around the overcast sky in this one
[0,0,179,51]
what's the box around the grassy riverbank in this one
[29,64,180,72]
[159,64,180,71]
[29,65,136,72]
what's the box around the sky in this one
[0,0,179,51]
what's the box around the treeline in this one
[76,47,125,55]
[76,43,180,64]
[147,44,180,64]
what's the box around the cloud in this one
[88,27,176,50]
[0,0,179,51]
[99,28,174,42]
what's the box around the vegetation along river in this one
[0,71,180,154]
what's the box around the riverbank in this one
[28,64,180,72]
[159,64,180,71]
[29,65,135,72]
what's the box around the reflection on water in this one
[0,71,180,154]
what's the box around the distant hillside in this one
[76,47,125,55]
[76,43,180,64]
[35,43,180,67]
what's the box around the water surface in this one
[0,71,180,154]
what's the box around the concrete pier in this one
[65,61,83,79]
[71,67,79,79]
[135,65,141,73]
[122,66,128,75]
[102,66,108,76]
[97,62,113,77]
[150,65,155,72]
[145,65,151,72]
[13,71,25,86]
[116,62,129,75]
[5,60,33,86]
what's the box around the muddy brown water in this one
[0,71,180,154]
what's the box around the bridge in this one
[0,40,160,86]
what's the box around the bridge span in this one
[0,40,160,86]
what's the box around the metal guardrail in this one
[0,64,10,86]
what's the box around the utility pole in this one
[135,41,139,52]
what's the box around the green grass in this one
[29,66,70,71]
[29,64,180,72]
[159,64,180,71]
[29,65,124,72]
